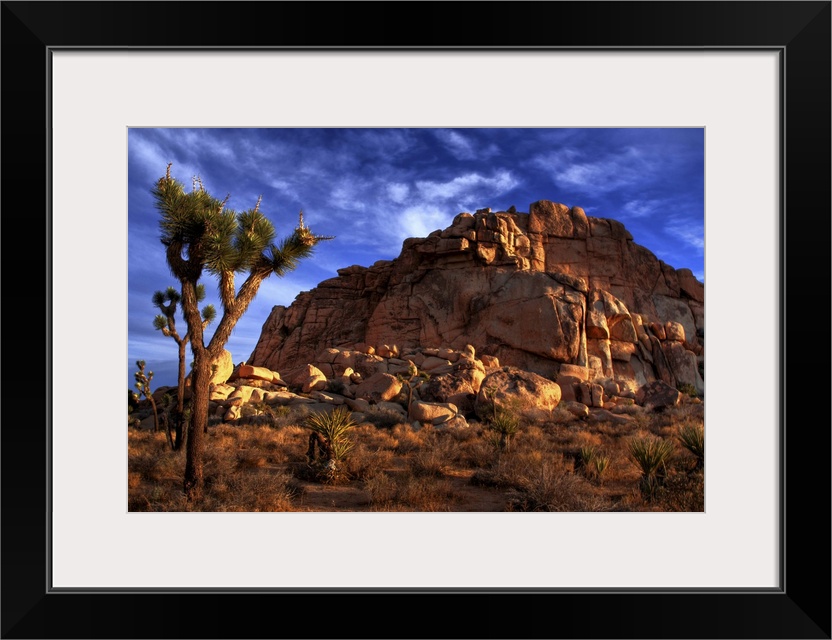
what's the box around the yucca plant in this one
[594,454,610,479]
[628,435,674,499]
[579,445,597,470]
[489,410,520,452]
[304,406,357,483]
[578,445,610,482]
[677,424,704,470]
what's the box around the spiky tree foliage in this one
[489,410,520,452]
[152,284,216,451]
[133,360,161,441]
[677,424,704,470]
[304,407,357,483]
[152,164,332,500]
[628,435,675,500]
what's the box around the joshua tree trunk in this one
[174,339,188,450]
[148,395,160,434]
[183,349,211,501]
[161,407,174,449]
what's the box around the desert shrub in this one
[200,469,299,512]
[235,448,267,470]
[472,451,567,489]
[676,382,698,397]
[352,423,400,451]
[664,402,704,422]
[345,443,395,480]
[653,469,704,511]
[391,423,427,454]
[365,472,456,512]
[546,407,577,424]
[363,406,407,430]
[411,446,448,478]
[267,405,300,429]
[505,461,609,512]
[608,403,644,416]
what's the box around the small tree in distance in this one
[133,360,161,441]
[152,164,333,500]
[152,284,216,451]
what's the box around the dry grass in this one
[364,473,458,512]
[128,402,704,512]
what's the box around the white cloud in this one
[398,204,449,239]
[129,134,199,187]
[387,182,409,203]
[268,178,300,201]
[415,170,517,201]
[534,147,658,193]
[434,129,476,159]
[330,180,368,211]
[665,218,705,255]
[622,199,664,218]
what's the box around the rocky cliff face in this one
[248,200,704,394]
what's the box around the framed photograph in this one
[3,2,829,638]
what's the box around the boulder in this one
[236,363,276,383]
[354,372,403,403]
[409,400,459,425]
[562,401,589,419]
[636,380,682,411]
[210,350,234,385]
[475,366,562,421]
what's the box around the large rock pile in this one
[248,200,704,397]
[136,341,688,432]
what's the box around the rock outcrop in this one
[248,201,704,395]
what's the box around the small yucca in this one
[489,410,520,452]
[628,436,674,479]
[677,424,704,469]
[579,445,597,468]
[594,454,610,478]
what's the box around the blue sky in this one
[128,128,704,390]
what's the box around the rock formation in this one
[248,200,704,396]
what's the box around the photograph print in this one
[127,127,705,513]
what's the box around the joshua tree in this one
[397,361,429,420]
[133,360,161,442]
[152,284,216,450]
[152,164,332,500]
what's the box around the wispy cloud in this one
[415,170,518,201]
[549,147,656,192]
[666,221,705,255]
[330,179,369,212]
[434,129,477,160]
[622,199,664,218]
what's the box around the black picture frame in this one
[2,2,829,638]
